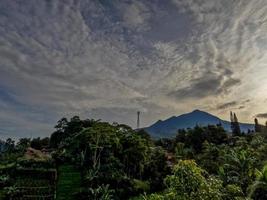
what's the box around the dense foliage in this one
[1,116,267,199]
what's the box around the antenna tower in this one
[137,111,140,129]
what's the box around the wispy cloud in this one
[256,113,267,119]
[0,0,267,138]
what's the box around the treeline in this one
[1,115,267,199]
[230,111,267,135]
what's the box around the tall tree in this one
[231,112,241,136]
[255,118,261,133]
[230,111,235,134]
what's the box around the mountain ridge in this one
[144,110,254,138]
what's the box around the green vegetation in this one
[1,115,267,199]
[56,165,81,200]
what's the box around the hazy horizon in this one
[1,0,267,139]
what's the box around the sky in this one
[0,0,267,139]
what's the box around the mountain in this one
[144,110,254,138]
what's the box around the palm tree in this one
[249,165,267,199]
[223,149,255,194]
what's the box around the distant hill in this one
[144,110,254,138]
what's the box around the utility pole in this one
[137,111,140,129]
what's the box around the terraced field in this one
[12,169,57,200]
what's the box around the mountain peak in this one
[191,109,204,114]
[191,109,211,115]
[188,110,218,119]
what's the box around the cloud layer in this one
[0,0,267,138]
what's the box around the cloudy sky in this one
[1,0,267,139]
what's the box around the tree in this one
[175,142,194,160]
[50,118,69,148]
[30,137,50,150]
[175,125,228,154]
[161,160,223,199]
[198,141,221,174]
[175,129,187,143]
[50,117,96,148]
[17,138,31,151]
[5,138,15,153]
[143,147,171,192]
[185,126,205,153]
[55,119,153,199]
[255,118,261,133]
[136,129,153,145]
[155,138,174,152]
[249,164,267,199]
[231,112,241,136]
[222,149,255,194]
[55,117,68,131]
